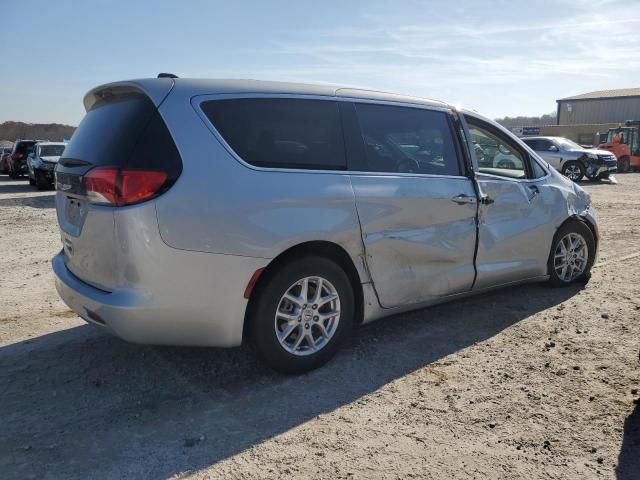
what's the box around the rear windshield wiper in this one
[58,158,92,167]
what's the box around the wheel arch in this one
[552,214,599,259]
[242,241,365,342]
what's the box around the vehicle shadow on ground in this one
[0,282,581,479]
[0,178,35,193]
[0,179,54,209]
[616,400,640,479]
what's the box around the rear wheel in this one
[561,161,585,182]
[548,221,595,287]
[247,256,354,373]
[617,156,630,173]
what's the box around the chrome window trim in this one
[192,93,462,179]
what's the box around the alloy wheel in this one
[274,276,341,356]
[564,164,582,181]
[553,232,588,282]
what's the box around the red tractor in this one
[597,120,640,172]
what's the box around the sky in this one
[1,0,639,125]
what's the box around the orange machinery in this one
[598,120,640,172]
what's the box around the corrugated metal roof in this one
[558,88,640,101]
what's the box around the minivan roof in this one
[175,78,450,109]
[88,78,451,110]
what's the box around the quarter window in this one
[353,103,461,175]
[202,98,346,170]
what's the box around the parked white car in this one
[522,136,617,182]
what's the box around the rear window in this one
[201,98,346,170]
[60,91,181,181]
[15,142,36,154]
[62,93,155,168]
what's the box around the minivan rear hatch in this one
[55,82,182,291]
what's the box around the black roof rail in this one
[157,73,178,79]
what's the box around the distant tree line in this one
[495,112,557,128]
[0,121,76,144]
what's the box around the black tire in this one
[548,220,595,287]
[35,170,49,190]
[8,165,19,179]
[617,156,630,173]
[561,161,585,182]
[247,256,354,373]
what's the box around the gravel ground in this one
[0,174,638,480]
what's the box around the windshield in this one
[555,138,582,150]
[40,145,66,157]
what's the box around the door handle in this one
[528,185,539,201]
[451,194,476,205]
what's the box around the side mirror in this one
[549,145,559,152]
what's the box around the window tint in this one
[526,139,553,151]
[353,103,461,175]
[468,121,528,179]
[202,98,346,170]
[538,139,553,150]
[523,139,541,150]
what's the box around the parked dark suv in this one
[8,140,37,179]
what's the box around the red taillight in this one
[14,153,23,160]
[84,168,167,206]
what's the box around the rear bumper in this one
[52,249,268,347]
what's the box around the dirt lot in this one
[0,174,638,480]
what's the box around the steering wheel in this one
[497,159,516,169]
[396,158,420,173]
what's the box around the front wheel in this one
[548,221,595,287]
[8,165,19,179]
[35,170,49,190]
[561,161,585,182]
[247,256,354,373]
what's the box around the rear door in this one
[343,102,477,308]
[463,114,553,289]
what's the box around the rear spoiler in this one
[83,78,175,111]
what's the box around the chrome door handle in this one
[451,194,476,205]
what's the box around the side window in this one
[467,120,528,179]
[353,103,461,175]
[201,98,346,170]
[538,139,553,151]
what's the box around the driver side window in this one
[354,103,461,176]
[467,120,527,179]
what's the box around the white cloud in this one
[245,0,640,117]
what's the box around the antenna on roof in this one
[157,73,178,79]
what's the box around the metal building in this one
[557,88,640,125]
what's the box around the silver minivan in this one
[52,78,598,373]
